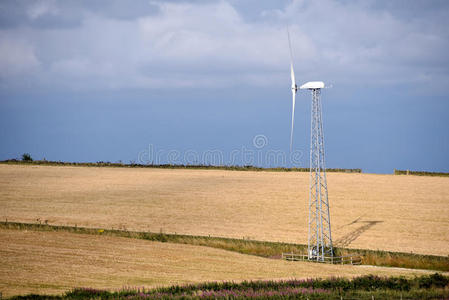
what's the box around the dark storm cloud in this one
[0,0,448,92]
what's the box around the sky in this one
[0,0,448,173]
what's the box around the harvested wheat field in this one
[1,164,448,256]
[0,229,437,297]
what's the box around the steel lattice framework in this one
[308,88,333,261]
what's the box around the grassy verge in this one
[0,159,362,173]
[10,274,449,299]
[333,248,449,272]
[2,221,448,272]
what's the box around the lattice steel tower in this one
[288,29,333,261]
[290,81,334,261]
[307,88,333,261]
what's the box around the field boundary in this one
[5,159,449,176]
[9,274,449,300]
[1,221,448,272]
[0,159,362,173]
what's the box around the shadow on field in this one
[335,219,383,247]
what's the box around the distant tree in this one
[21,153,33,161]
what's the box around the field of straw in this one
[0,229,436,297]
[1,164,448,256]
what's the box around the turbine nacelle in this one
[299,81,325,90]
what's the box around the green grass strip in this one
[1,221,448,272]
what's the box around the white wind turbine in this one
[287,28,334,261]
[287,29,325,151]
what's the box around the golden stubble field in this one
[1,164,448,256]
[0,229,436,297]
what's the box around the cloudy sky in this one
[1,0,448,173]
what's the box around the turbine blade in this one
[288,25,297,151]
[291,63,296,89]
[287,26,296,89]
[287,26,294,66]
[290,90,296,151]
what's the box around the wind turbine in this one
[288,28,333,261]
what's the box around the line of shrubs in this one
[394,169,449,177]
[144,274,449,293]
[0,159,362,173]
